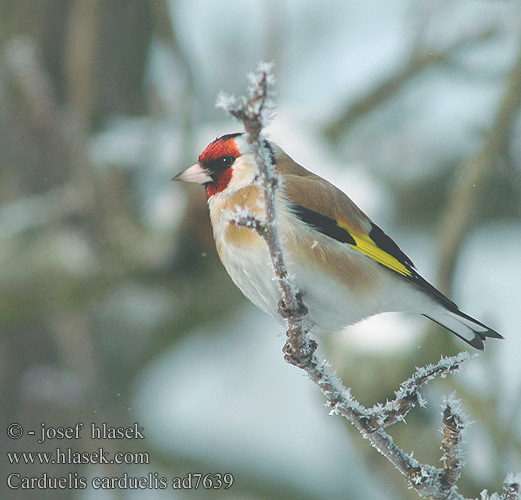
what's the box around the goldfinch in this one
[173,132,503,350]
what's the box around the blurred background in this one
[1,0,520,499]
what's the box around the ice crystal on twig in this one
[504,473,521,500]
[365,353,472,430]
[216,61,276,136]
[439,394,467,495]
[226,206,266,237]
[214,61,515,500]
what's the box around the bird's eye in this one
[218,155,235,168]
[204,155,236,175]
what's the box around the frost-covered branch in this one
[217,62,316,367]
[216,62,519,500]
[481,474,521,500]
[227,209,267,238]
[504,474,521,500]
[366,352,472,430]
[440,395,467,495]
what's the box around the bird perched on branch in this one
[173,133,502,350]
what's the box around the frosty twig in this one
[217,62,520,500]
[217,62,316,366]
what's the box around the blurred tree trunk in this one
[1,0,153,128]
[0,4,154,499]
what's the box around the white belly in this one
[216,236,395,334]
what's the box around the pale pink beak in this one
[172,163,212,184]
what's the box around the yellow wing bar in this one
[290,202,414,278]
[337,221,413,277]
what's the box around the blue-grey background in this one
[1,1,520,499]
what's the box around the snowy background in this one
[1,1,520,499]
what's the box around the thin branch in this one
[504,474,521,500]
[439,395,466,496]
[217,62,516,500]
[324,27,496,143]
[367,353,473,430]
[436,36,521,295]
[217,63,315,367]
[480,474,521,500]
[228,210,267,238]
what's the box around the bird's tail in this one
[424,310,503,350]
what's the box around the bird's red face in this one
[198,134,241,198]
[173,133,243,199]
